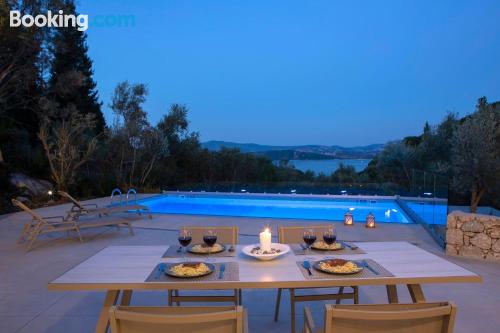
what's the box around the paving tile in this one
[1,197,500,332]
[0,316,34,333]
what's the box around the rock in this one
[489,227,500,239]
[462,221,484,233]
[447,217,457,229]
[486,252,500,262]
[9,173,52,197]
[470,234,491,250]
[483,218,500,229]
[459,246,484,259]
[446,229,463,245]
[493,240,500,253]
[464,235,470,246]
[446,244,458,255]
[15,196,30,204]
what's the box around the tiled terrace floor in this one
[1,195,499,333]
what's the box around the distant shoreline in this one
[274,158,371,174]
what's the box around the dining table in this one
[48,241,481,333]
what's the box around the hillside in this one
[202,141,384,159]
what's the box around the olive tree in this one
[451,98,500,213]
[38,103,98,190]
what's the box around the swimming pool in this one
[139,194,412,223]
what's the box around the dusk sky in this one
[80,0,500,146]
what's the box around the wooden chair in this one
[303,302,457,333]
[168,226,242,306]
[59,191,152,221]
[275,225,359,333]
[12,199,83,251]
[109,305,248,333]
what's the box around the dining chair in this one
[275,225,359,333]
[302,302,457,333]
[109,305,247,333]
[168,226,242,306]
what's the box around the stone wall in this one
[446,211,500,262]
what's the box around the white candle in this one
[259,228,272,253]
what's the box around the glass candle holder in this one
[365,212,376,228]
[344,211,354,226]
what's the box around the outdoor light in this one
[341,190,347,194]
[47,190,53,196]
[366,212,376,228]
[344,210,354,226]
[291,189,296,193]
[349,207,355,211]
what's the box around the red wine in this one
[303,235,317,246]
[203,235,217,247]
[323,234,336,245]
[178,236,192,247]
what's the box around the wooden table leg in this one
[95,290,120,333]
[407,284,426,303]
[386,285,398,303]
[120,290,133,306]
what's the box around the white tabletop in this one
[48,242,481,291]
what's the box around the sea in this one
[284,159,371,175]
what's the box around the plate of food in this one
[311,241,344,251]
[188,243,226,254]
[313,259,363,275]
[164,262,215,278]
[242,243,290,261]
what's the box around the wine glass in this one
[303,229,316,255]
[323,227,337,247]
[203,229,217,261]
[178,228,192,261]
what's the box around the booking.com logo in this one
[7,10,136,31]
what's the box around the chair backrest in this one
[278,224,334,244]
[109,305,245,333]
[324,302,457,333]
[184,226,239,245]
[58,191,84,209]
[11,199,44,222]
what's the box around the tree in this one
[48,0,105,135]
[156,104,201,184]
[108,81,168,188]
[414,112,458,174]
[376,141,416,188]
[38,101,98,190]
[332,163,358,183]
[451,97,500,213]
[0,0,45,170]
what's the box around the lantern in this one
[365,212,376,228]
[344,211,354,226]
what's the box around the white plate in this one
[242,243,290,261]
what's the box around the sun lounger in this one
[59,191,152,220]
[12,199,135,251]
[12,199,83,251]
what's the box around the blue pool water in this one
[139,194,412,223]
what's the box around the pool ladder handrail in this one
[110,188,123,206]
[126,188,138,205]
